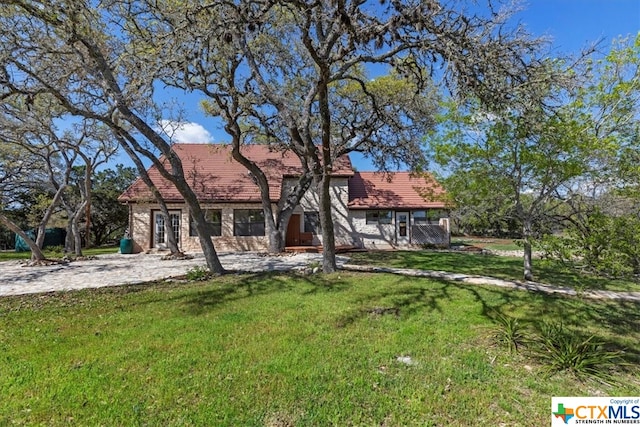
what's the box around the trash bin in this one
[120,238,133,254]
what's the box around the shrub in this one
[493,313,529,353]
[539,211,640,279]
[47,245,64,255]
[185,265,211,281]
[532,321,622,383]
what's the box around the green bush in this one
[185,265,211,281]
[47,245,65,255]
[539,211,640,279]
[493,313,529,353]
[532,321,623,382]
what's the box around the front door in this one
[396,211,410,245]
[153,211,181,249]
[285,214,301,246]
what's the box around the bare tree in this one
[58,122,118,256]
[0,96,74,260]
[105,1,442,260]
[1,0,556,274]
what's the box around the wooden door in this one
[286,214,301,246]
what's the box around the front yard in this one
[1,269,638,426]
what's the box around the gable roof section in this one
[119,143,353,203]
[348,172,447,210]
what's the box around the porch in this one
[284,244,358,254]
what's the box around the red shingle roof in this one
[118,143,353,203]
[348,172,447,209]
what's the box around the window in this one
[153,211,180,247]
[413,210,428,224]
[366,210,393,224]
[234,209,265,236]
[190,209,221,237]
[304,211,321,234]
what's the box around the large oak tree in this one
[107,0,552,272]
[2,0,557,273]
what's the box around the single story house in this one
[118,144,449,253]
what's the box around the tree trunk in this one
[34,221,47,252]
[64,217,74,253]
[274,173,314,253]
[230,144,282,254]
[0,213,46,261]
[34,184,66,252]
[177,176,224,273]
[159,203,181,255]
[84,163,92,248]
[72,201,87,257]
[112,100,225,273]
[523,221,533,281]
[318,66,337,273]
[267,222,284,253]
[269,175,314,253]
[317,174,337,273]
[191,211,225,273]
[263,207,280,254]
[73,218,83,256]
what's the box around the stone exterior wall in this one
[128,202,270,253]
[126,178,449,253]
[129,203,152,253]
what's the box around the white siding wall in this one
[345,209,451,249]
[282,177,352,246]
[345,210,396,249]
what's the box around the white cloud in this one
[157,120,214,143]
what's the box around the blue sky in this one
[516,0,639,53]
[113,1,640,172]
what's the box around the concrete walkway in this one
[341,263,640,302]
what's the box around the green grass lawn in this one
[1,272,638,426]
[346,250,640,293]
[451,237,523,252]
[0,246,119,262]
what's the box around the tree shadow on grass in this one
[182,271,352,316]
[330,272,640,373]
[462,284,640,373]
[518,295,640,369]
[334,275,462,328]
[129,267,640,374]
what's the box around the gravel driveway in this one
[0,252,345,297]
